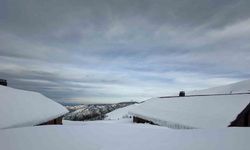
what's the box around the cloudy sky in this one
[0,0,250,104]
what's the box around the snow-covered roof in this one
[129,94,250,129]
[0,124,249,150]
[188,79,250,95]
[0,86,69,129]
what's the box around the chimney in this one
[179,91,185,97]
[0,79,7,86]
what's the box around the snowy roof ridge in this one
[159,92,250,98]
[188,79,250,95]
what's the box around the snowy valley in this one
[63,102,137,121]
[1,0,250,149]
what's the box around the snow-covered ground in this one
[0,125,99,150]
[63,118,134,125]
[1,122,250,150]
[0,86,68,129]
[1,79,250,150]
[105,104,139,120]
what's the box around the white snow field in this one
[0,126,99,150]
[63,118,134,125]
[0,86,68,129]
[0,123,250,150]
[1,79,250,150]
[129,94,250,129]
[188,79,250,95]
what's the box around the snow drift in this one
[188,79,250,95]
[0,124,249,150]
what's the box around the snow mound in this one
[0,124,249,150]
[129,94,250,129]
[0,126,98,150]
[0,86,68,129]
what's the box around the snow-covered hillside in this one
[64,102,136,121]
[188,79,250,95]
[105,104,139,120]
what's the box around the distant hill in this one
[63,102,137,121]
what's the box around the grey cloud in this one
[2,0,250,36]
[0,0,250,103]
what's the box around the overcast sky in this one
[0,0,250,104]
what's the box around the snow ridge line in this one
[159,92,250,99]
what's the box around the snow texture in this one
[0,123,249,150]
[105,104,139,120]
[129,94,250,129]
[63,118,134,125]
[0,126,99,150]
[64,102,135,121]
[188,79,250,95]
[0,86,69,129]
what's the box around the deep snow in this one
[188,79,250,95]
[0,122,250,150]
[105,104,139,120]
[0,86,68,129]
[1,79,250,150]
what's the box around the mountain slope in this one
[64,102,137,121]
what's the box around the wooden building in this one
[38,117,64,126]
